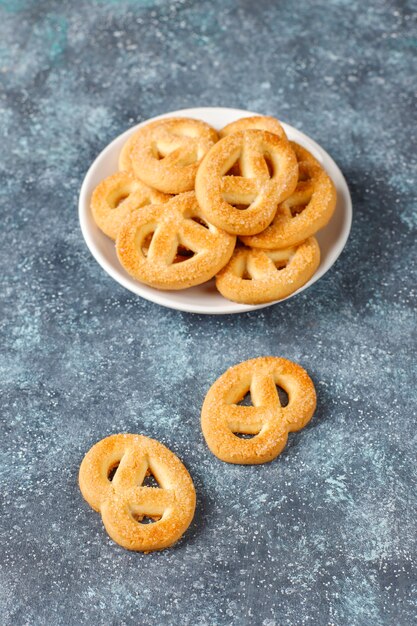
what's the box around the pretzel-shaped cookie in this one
[201,357,316,464]
[216,237,320,304]
[240,142,336,249]
[219,115,288,142]
[116,192,236,290]
[195,130,298,236]
[91,171,170,240]
[218,116,289,177]
[120,117,218,194]
[79,434,196,552]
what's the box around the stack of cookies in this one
[91,115,336,304]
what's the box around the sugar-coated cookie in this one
[79,433,196,552]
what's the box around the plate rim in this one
[78,106,352,315]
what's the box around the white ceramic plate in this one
[79,107,352,314]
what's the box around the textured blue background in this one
[1,1,416,624]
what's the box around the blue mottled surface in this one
[1,1,416,624]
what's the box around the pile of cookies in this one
[91,115,336,304]
[79,356,316,552]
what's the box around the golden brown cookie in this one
[219,115,288,141]
[201,357,316,464]
[195,130,298,236]
[116,191,236,290]
[215,237,320,304]
[79,434,196,552]
[120,117,218,194]
[241,143,336,249]
[91,171,170,240]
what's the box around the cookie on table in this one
[79,433,196,552]
[201,357,316,464]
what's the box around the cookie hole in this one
[152,142,165,160]
[191,216,210,229]
[233,432,257,439]
[141,232,154,257]
[142,470,160,488]
[133,514,161,524]
[298,166,311,181]
[237,391,252,406]
[264,152,274,177]
[173,245,195,263]
[113,193,129,208]
[290,204,308,216]
[107,463,120,482]
[277,385,289,407]
[241,268,252,280]
[274,259,289,271]
[233,203,250,211]
[225,162,241,176]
